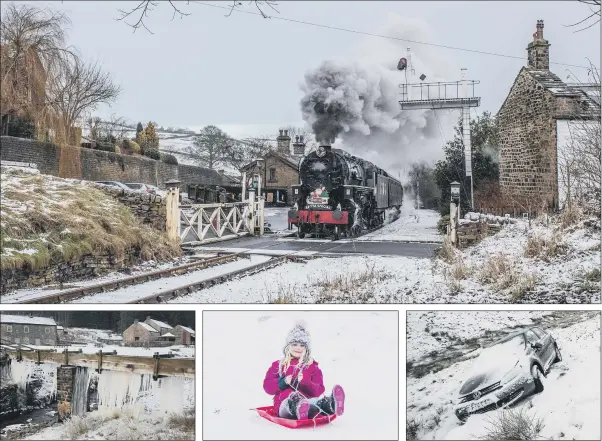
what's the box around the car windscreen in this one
[126,183,142,189]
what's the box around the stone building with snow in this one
[0,314,57,346]
[241,129,307,205]
[497,20,600,211]
[122,320,160,346]
[174,325,196,346]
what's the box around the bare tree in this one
[558,61,601,214]
[0,3,75,133]
[282,125,319,154]
[47,56,121,143]
[564,0,601,33]
[188,125,234,169]
[223,135,276,172]
[116,1,279,34]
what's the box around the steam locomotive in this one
[288,144,403,239]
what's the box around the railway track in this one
[14,253,241,304]
[14,224,388,304]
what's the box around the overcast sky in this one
[10,1,601,140]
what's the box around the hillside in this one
[0,166,180,284]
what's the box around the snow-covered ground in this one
[438,215,601,303]
[361,209,443,243]
[263,207,296,234]
[170,255,442,303]
[67,254,271,303]
[407,311,555,362]
[203,311,399,440]
[407,311,601,440]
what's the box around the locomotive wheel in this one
[297,229,305,239]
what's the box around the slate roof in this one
[177,325,196,335]
[1,314,56,326]
[147,318,173,330]
[138,322,159,333]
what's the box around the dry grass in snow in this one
[27,407,194,440]
[0,167,180,272]
[436,207,600,303]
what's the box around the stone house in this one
[0,314,57,346]
[174,325,196,345]
[241,129,307,205]
[497,20,600,211]
[122,320,160,346]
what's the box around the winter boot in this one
[331,384,345,416]
[287,392,309,420]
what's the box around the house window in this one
[24,326,29,333]
[45,328,51,334]
[135,337,140,341]
[22,337,29,345]
[6,325,12,332]
[269,168,276,182]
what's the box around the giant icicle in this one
[72,366,90,416]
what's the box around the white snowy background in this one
[406,311,601,441]
[202,310,399,440]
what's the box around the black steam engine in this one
[288,144,403,239]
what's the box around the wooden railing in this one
[1,347,194,378]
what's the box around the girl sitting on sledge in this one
[263,321,345,420]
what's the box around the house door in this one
[35,338,41,345]
[14,338,20,344]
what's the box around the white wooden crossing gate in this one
[179,201,264,245]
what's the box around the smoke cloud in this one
[299,14,459,181]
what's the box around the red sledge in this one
[251,406,337,429]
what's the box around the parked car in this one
[454,327,562,421]
[125,182,155,193]
[95,181,131,190]
[146,184,166,197]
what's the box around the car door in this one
[524,329,546,367]
[532,327,555,368]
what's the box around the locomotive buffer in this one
[398,66,481,209]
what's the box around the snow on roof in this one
[178,325,196,335]
[160,332,175,338]
[0,314,56,326]
[57,326,64,329]
[148,318,173,329]
[138,322,159,333]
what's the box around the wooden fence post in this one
[165,179,181,243]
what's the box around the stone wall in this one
[56,366,75,421]
[1,249,140,294]
[102,187,166,231]
[497,69,559,208]
[0,136,230,190]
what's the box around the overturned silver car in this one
[454,326,562,421]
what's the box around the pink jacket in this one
[263,358,325,412]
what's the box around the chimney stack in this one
[276,128,291,155]
[292,134,306,155]
[527,20,550,70]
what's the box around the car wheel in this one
[531,365,544,393]
[553,344,562,363]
